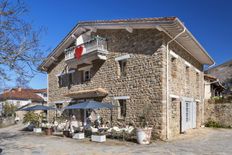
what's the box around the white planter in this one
[33,128,42,133]
[136,127,152,144]
[91,135,106,142]
[73,133,85,139]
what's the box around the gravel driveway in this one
[0,124,232,155]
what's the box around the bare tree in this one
[0,0,44,88]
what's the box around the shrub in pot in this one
[136,104,153,144]
[23,112,42,133]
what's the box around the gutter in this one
[166,26,186,140]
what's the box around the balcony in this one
[64,36,108,62]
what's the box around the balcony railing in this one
[65,36,108,61]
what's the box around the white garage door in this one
[181,98,196,132]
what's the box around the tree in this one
[0,0,44,87]
[2,102,17,117]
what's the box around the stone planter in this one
[73,133,85,139]
[136,127,152,144]
[44,128,53,135]
[91,135,106,142]
[33,127,42,133]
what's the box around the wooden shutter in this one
[181,100,186,132]
[192,101,197,128]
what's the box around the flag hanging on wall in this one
[75,46,83,60]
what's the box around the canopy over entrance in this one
[64,88,108,99]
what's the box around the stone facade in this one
[47,29,205,140]
[205,99,232,127]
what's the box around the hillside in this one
[205,59,232,93]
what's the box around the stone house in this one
[39,17,214,140]
[0,88,47,119]
[204,74,225,99]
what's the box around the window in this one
[171,57,177,78]
[58,75,65,87]
[83,69,91,82]
[118,99,126,119]
[119,60,127,77]
[56,103,63,109]
[68,72,74,85]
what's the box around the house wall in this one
[0,99,32,107]
[48,29,167,139]
[163,37,204,138]
[204,81,212,99]
[47,28,205,140]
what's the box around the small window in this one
[56,103,63,110]
[171,57,177,78]
[58,75,64,87]
[119,60,127,77]
[118,99,126,119]
[83,69,91,82]
[68,72,74,85]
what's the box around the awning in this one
[64,88,108,99]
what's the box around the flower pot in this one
[63,130,71,138]
[136,127,152,144]
[33,127,42,133]
[73,133,85,139]
[44,128,53,135]
[91,135,106,142]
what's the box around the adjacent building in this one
[205,59,232,95]
[0,88,47,118]
[39,17,214,140]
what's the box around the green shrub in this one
[205,120,232,129]
[2,102,17,117]
[23,112,41,127]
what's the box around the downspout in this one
[166,27,186,140]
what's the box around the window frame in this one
[83,69,91,82]
[119,59,127,77]
[118,99,126,119]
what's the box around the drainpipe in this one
[166,27,186,140]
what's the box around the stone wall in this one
[205,99,232,127]
[0,117,15,128]
[163,36,205,138]
[47,28,205,140]
[48,29,167,139]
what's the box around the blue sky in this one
[22,0,232,89]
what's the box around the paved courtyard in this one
[0,124,232,155]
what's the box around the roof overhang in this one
[64,88,108,99]
[39,17,214,71]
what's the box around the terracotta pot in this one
[136,127,152,144]
[44,128,53,135]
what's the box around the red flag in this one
[75,46,83,60]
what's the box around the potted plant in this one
[136,104,153,144]
[23,112,42,133]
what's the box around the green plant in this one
[23,112,41,128]
[3,102,17,117]
[205,119,232,129]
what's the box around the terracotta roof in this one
[78,17,176,24]
[32,88,47,93]
[0,88,47,102]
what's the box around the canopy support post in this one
[84,109,87,127]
